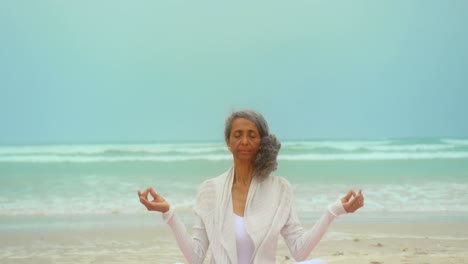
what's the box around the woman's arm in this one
[280,189,364,261]
[280,199,344,261]
[138,187,209,264]
[162,206,209,264]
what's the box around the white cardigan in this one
[162,167,347,264]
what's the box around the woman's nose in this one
[240,136,248,144]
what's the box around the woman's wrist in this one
[328,199,347,217]
[162,205,175,223]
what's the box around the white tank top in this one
[235,214,255,264]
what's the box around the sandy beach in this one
[1,217,467,264]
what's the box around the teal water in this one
[1,138,467,230]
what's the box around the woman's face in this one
[226,118,261,162]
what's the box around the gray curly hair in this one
[224,109,281,179]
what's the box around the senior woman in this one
[138,109,364,264]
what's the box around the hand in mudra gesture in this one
[138,187,170,213]
[341,189,364,213]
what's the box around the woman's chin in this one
[234,154,255,162]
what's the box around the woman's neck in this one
[233,160,254,186]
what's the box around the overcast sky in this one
[1,1,467,144]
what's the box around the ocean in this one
[1,138,468,232]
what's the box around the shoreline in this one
[2,210,468,231]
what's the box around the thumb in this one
[343,189,356,202]
[149,187,160,200]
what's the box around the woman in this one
[138,109,364,264]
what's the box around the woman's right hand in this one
[138,187,170,213]
[341,189,364,213]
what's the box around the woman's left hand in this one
[341,189,364,213]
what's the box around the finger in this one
[149,187,159,199]
[139,197,168,212]
[355,197,364,209]
[139,196,154,210]
[343,190,353,201]
[354,194,362,204]
[356,190,364,203]
[148,186,156,196]
[142,188,151,199]
[138,190,142,197]
[138,193,148,206]
[343,189,355,201]
[347,202,359,213]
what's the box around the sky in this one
[1,1,467,144]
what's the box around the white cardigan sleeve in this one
[280,196,346,262]
[162,206,209,264]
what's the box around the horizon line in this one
[1,136,467,146]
